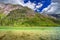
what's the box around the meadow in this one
[0,30,60,40]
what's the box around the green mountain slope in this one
[0,5,60,27]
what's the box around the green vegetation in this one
[0,7,60,27]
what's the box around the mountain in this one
[0,3,23,15]
[48,14,60,20]
[0,3,60,27]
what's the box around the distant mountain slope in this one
[0,4,60,27]
[0,3,23,15]
[48,14,60,20]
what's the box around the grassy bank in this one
[0,27,60,30]
[0,30,60,40]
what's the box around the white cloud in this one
[42,2,59,14]
[36,3,42,8]
[5,0,43,10]
[6,0,36,10]
[1,0,60,14]
[47,6,57,12]
[17,1,60,14]
[23,1,36,10]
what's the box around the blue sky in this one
[0,0,60,14]
[24,0,51,12]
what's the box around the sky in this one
[0,0,60,14]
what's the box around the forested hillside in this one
[0,6,60,27]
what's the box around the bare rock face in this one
[0,3,23,15]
